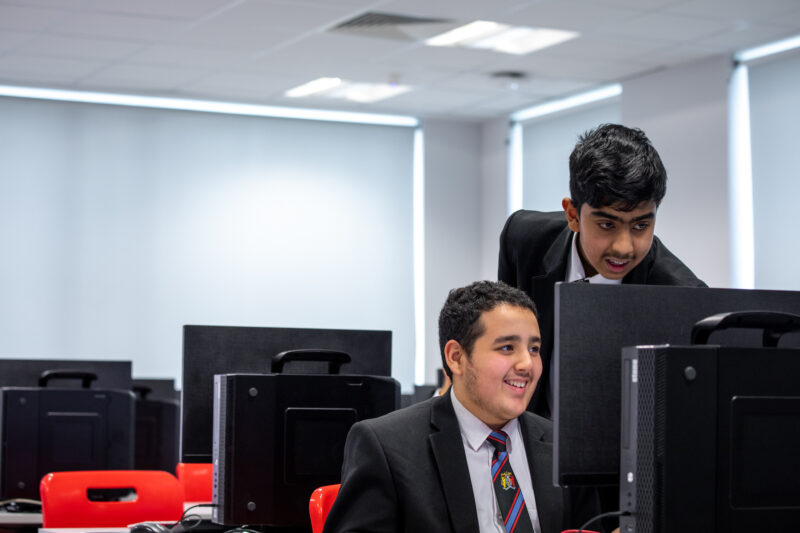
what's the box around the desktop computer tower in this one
[0,386,135,499]
[212,371,399,527]
[619,344,800,533]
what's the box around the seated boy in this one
[323,281,603,533]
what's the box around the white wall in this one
[0,97,417,389]
[521,101,621,211]
[479,117,513,282]
[749,50,800,291]
[622,55,732,288]
[422,119,483,383]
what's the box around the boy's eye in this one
[498,344,513,352]
[529,345,540,355]
[598,221,614,230]
[633,222,651,231]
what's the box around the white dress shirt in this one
[451,388,541,533]
[565,233,624,285]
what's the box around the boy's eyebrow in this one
[493,335,541,344]
[590,209,655,222]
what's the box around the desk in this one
[0,510,42,526]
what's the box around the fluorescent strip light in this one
[472,27,578,55]
[426,20,505,47]
[284,77,342,98]
[735,33,800,63]
[728,64,755,289]
[412,127,426,386]
[511,84,622,122]
[0,84,418,127]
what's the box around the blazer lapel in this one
[530,225,572,310]
[430,393,480,533]
[521,416,563,533]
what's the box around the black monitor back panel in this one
[0,386,135,499]
[0,359,132,390]
[133,378,180,402]
[212,372,399,527]
[181,325,392,463]
[553,283,800,486]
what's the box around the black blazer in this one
[498,209,707,416]
[323,392,600,533]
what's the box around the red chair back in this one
[176,462,213,502]
[309,484,340,533]
[40,470,184,527]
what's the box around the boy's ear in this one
[562,197,580,233]
[444,340,467,377]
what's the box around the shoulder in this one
[640,236,707,287]
[500,210,568,253]
[502,210,566,237]
[519,411,553,443]
[353,397,434,440]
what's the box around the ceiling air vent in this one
[330,11,453,41]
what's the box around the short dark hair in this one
[438,280,538,379]
[569,123,667,212]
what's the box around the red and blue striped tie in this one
[488,430,534,533]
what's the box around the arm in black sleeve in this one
[322,421,399,533]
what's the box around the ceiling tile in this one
[56,11,192,41]
[83,0,232,20]
[80,63,210,90]
[596,12,737,42]
[184,70,320,101]
[0,53,105,83]
[692,23,798,53]
[0,30,37,53]
[0,0,91,7]
[507,0,645,32]
[666,0,800,23]
[375,0,528,21]
[16,35,144,61]
[127,43,252,69]
[0,4,71,31]
[590,0,687,9]
[171,0,355,48]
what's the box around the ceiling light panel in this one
[425,20,578,55]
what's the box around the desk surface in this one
[0,510,42,525]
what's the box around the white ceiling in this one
[1,0,799,121]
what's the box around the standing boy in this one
[499,124,706,417]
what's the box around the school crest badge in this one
[500,471,516,491]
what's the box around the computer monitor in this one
[553,283,800,487]
[0,359,132,390]
[181,325,392,463]
[132,379,180,472]
[0,360,134,499]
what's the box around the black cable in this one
[577,509,630,532]
[169,503,216,530]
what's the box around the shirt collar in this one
[566,233,622,285]
[450,387,520,452]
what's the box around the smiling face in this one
[563,198,657,280]
[446,304,541,429]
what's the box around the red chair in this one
[309,484,340,533]
[40,470,184,527]
[176,462,213,503]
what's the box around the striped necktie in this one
[488,430,534,533]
